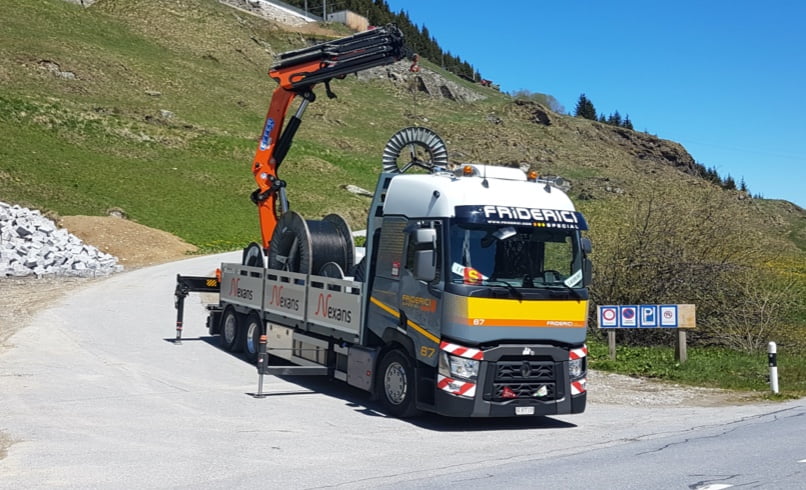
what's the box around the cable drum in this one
[242,242,266,267]
[382,127,449,174]
[268,211,355,276]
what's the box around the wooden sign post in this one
[597,304,697,363]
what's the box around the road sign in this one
[639,305,657,327]
[620,306,637,328]
[600,306,618,327]
[660,305,678,327]
[598,304,695,329]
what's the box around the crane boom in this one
[250,25,406,251]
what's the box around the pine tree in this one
[622,114,634,130]
[574,94,597,120]
[705,166,721,185]
[723,175,737,190]
[739,177,748,193]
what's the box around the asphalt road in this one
[1,253,804,489]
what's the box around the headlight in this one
[439,352,479,380]
[568,357,585,379]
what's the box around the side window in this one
[543,237,573,276]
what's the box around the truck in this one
[174,25,593,418]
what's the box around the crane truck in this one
[174,25,593,418]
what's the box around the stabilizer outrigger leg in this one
[173,274,220,344]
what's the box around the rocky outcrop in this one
[358,61,487,103]
[606,125,699,175]
[1,203,122,277]
[513,99,553,126]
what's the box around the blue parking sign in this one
[639,305,657,327]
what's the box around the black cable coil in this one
[268,211,355,277]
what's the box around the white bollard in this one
[768,342,779,394]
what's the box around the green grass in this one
[588,338,806,398]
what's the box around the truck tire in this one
[241,312,262,364]
[220,307,241,352]
[377,349,420,418]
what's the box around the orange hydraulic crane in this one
[173,26,406,342]
[249,25,407,252]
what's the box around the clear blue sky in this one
[384,0,806,208]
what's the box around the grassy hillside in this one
[2,0,804,356]
[0,0,726,244]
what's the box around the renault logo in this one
[520,362,531,378]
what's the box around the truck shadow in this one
[166,336,578,431]
[278,375,578,432]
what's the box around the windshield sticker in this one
[564,269,583,288]
[454,205,588,230]
[451,263,488,284]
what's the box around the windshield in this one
[448,224,584,289]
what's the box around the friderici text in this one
[483,206,579,225]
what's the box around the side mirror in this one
[581,237,592,255]
[583,258,593,287]
[411,228,437,282]
[414,228,436,246]
[414,250,436,281]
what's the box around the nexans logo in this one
[314,293,352,323]
[228,278,254,301]
[269,285,300,311]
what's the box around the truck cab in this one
[363,163,591,417]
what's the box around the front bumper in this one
[430,344,586,417]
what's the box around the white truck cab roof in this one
[383,165,577,219]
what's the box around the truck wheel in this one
[220,308,241,352]
[378,349,420,418]
[241,312,262,364]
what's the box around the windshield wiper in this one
[485,280,523,301]
[542,280,582,298]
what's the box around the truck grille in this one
[492,382,556,400]
[486,360,560,401]
[496,360,554,381]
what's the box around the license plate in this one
[515,406,535,415]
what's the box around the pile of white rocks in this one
[1,202,123,278]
